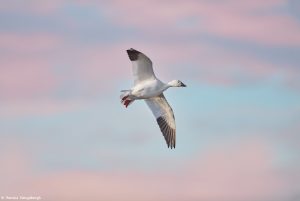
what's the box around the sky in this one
[0,0,300,200]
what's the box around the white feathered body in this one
[130,79,168,99]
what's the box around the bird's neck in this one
[167,81,176,88]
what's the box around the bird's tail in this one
[120,90,134,108]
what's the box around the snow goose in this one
[120,48,186,149]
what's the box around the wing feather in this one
[145,94,176,149]
[126,48,156,85]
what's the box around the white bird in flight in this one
[120,48,186,149]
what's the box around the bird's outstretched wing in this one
[126,48,156,85]
[145,94,176,149]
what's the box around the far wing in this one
[145,94,176,149]
[126,48,156,85]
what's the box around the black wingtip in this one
[157,116,176,150]
[126,48,140,61]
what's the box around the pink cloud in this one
[2,0,299,46]
[0,140,33,192]
[0,33,61,52]
[0,34,128,103]
[203,12,300,46]
[105,0,300,46]
[1,0,299,98]
[0,42,132,117]
[1,138,297,201]
[185,139,288,200]
[0,99,89,118]
[0,59,57,100]
[74,45,130,82]
[0,33,63,101]
[0,26,298,114]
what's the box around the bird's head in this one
[168,80,187,87]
